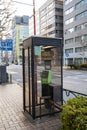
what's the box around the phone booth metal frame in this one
[23,36,63,119]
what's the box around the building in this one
[12,15,29,63]
[64,0,87,65]
[39,0,63,38]
[29,0,63,38]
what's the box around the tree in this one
[0,0,15,62]
[0,0,15,39]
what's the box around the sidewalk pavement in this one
[0,83,61,130]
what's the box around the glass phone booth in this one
[23,36,63,119]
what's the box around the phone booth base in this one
[23,36,63,119]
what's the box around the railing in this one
[63,88,87,103]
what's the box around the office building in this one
[64,0,87,65]
[39,0,63,38]
[12,15,29,62]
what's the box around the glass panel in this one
[28,48,32,115]
[24,49,29,112]
[34,45,62,117]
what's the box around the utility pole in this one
[33,0,36,35]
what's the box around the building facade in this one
[12,15,29,63]
[64,0,87,65]
[39,0,63,38]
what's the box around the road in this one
[7,64,87,101]
[7,64,23,86]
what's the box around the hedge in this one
[60,96,87,130]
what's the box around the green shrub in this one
[80,63,87,68]
[60,96,87,130]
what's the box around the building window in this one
[48,2,54,9]
[65,7,74,15]
[84,46,87,51]
[47,17,55,23]
[40,8,47,15]
[41,16,46,23]
[47,10,54,16]
[65,28,74,35]
[48,30,55,35]
[47,24,54,29]
[75,36,82,42]
[65,0,73,5]
[75,10,87,21]
[74,58,82,64]
[55,8,63,12]
[65,17,74,25]
[75,22,87,31]
[84,22,87,28]
[75,47,82,52]
[84,34,87,41]
[65,48,73,53]
[75,24,82,31]
[65,38,73,44]
[75,0,87,10]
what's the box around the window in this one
[47,24,54,29]
[47,17,55,23]
[84,46,87,51]
[75,36,82,42]
[48,30,55,35]
[75,22,87,31]
[65,0,73,5]
[65,18,74,25]
[55,8,63,12]
[74,58,82,64]
[65,7,74,15]
[75,11,87,20]
[41,8,47,15]
[41,16,46,23]
[75,25,82,31]
[84,22,87,28]
[65,28,74,35]
[84,34,87,41]
[75,0,87,9]
[65,38,73,44]
[75,47,82,52]
[65,48,73,53]
[48,2,54,9]
[47,10,54,16]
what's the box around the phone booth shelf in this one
[23,36,63,119]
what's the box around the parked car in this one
[14,61,18,65]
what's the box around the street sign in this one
[1,39,13,51]
[65,53,69,58]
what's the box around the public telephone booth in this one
[23,36,63,119]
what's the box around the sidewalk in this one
[0,83,61,130]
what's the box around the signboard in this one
[42,50,54,60]
[1,39,13,51]
[65,53,69,58]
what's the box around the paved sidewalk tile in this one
[0,84,61,130]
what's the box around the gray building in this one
[39,0,63,38]
[64,0,87,65]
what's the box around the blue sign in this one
[1,39,13,51]
[65,53,69,58]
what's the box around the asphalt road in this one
[7,64,87,101]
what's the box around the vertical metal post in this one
[10,74,12,84]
